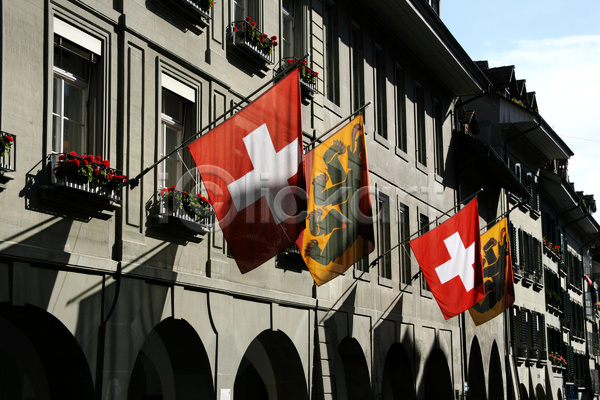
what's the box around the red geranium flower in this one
[233,26,238,32]
[245,16,251,21]
[271,35,277,41]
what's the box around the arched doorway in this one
[0,303,94,399]
[337,337,371,400]
[382,342,416,400]
[234,330,307,400]
[128,317,214,400]
[488,342,504,400]
[467,337,486,400]
[423,348,453,400]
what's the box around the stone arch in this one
[335,337,371,400]
[0,303,94,399]
[128,317,214,399]
[382,342,416,400]
[535,383,545,400]
[519,383,529,400]
[234,329,307,400]
[467,337,487,400]
[423,348,453,400]
[488,341,504,400]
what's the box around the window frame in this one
[377,193,392,280]
[51,22,103,158]
[394,64,407,153]
[433,97,444,175]
[415,81,426,166]
[324,0,340,106]
[399,202,411,285]
[374,44,387,140]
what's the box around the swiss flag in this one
[188,69,303,273]
[409,198,485,319]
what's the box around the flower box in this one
[50,152,125,202]
[0,131,16,173]
[39,152,124,218]
[150,186,213,242]
[230,17,276,66]
[275,58,319,100]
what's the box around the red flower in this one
[96,156,102,162]
[233,26,238,32]
[273,42,278,46]
[286,59,294,64]
[300,60,307,65]
[313,72,318,76]
[271,35,277,41]
[68,151,78,156]
[58,154,66,161]
[251,21,257,26]
[4,135,13,143]
[245,16,251,21]
[101,160,110,168]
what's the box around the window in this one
[324,1,339,105]
[281,0,303,58]
[399,203,411,284]
[350,22,364,112]
[375,45,387,139]
[234,0,259,22]
[433,98,444,175]
[514,162,522,182]
[159,74,197,192]
[526,172,540,212]
[419,213,430,290]
[415,82,426,165]
[378,194,391,279]
[395,65,407,152]
[52,20,102,156]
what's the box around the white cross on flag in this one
[409,198,485,319]
[188,69,304,273]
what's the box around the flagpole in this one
[367,188,484,270]
[304,101,372,150]
[127,54,310,189]
[480,198,528,233]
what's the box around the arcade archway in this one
[128,317,214,399]
[382,342,416,400]
[0,303,94,399]
[234,329,307,400]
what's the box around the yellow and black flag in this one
[296,115,374,286]
[469,217,515,325]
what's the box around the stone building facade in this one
[0,0,598,399]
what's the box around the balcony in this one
[276,58,319,96]
[228,18,276,75]
[0,131,16,173]
[154,0,212,34]
[149,187,212,243]
[0,132,16,191]
[40,153,124,218]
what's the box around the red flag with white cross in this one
[188,69,303,273]
[409,198,485,319]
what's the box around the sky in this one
[441,0,600,208]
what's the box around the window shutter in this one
[518,228,524,269]
[510,223,518,267]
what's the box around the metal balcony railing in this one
[0,131,16,172]
[231,20,275,64]
[157,188,212,226]
[49,153,124,202]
